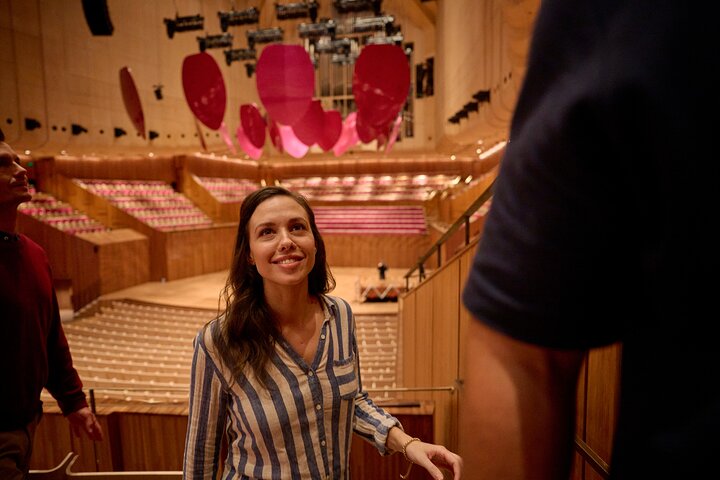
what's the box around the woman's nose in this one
[278,230,295,250]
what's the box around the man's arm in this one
[459,319,584,479]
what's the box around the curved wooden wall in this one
[399,238,620,478]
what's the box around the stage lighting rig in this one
[298,19,336,39]
[336,15,395,36]
[314,37,353,55]
[365,33,403,46]
[218,7,259,32]
[276,2,319,22]
[224,48,257,66]
[333,0,382,15]
[246,27,284,49]
[331,52,358,64]
[164,14,204,39]
[197,33,233,52]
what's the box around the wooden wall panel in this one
[115,413,187,471]
[70,229,150,309]
[585,343,621,469]
[431,262,460,451]
[163,226,236,281]
[410,281,435,407]
[179,154,261,182]
[324,234,432,269]
[350,407,434,480]
[397,294,415,388]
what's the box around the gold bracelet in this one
[399,437,421,478]
[401,437,421,462]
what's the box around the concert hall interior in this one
[1,1,617,479]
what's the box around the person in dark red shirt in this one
[0,131,103,479]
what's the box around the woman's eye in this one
[259,228,273,236]
[291,223,306,231]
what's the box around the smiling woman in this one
[183,186,463,480]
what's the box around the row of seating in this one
[73,179,213,231]
[49,301,400,407]
[313,205,428,234]
[193,175,261,203]
[18,188,109,235]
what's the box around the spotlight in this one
[153,84,163,100]
[163,14,204,39]
[224,48,257,66]
[298,19,337,39]
[246,27,284,49]
[149,130,159,140]
[276,2,319,22]
[331,52,358,64]
[365,33,403,46]
[197,33,233,52]
[24,118,41,131]
[473,90,491,103]
[314,37,352,54]
[333,0,382,15]
[114,127,127,138]
[218,7,260,32]
[244,63,256,78]
[463,101,479,113]
[71,123,88,135]
[336,15,395,36]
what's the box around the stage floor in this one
[98,266,402,315]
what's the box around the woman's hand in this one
[404,439,463,480]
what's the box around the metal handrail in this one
[404,178,496,289]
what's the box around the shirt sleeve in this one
[44,266,88,416]
[184,328,228,479]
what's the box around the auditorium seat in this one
[73,179,213,231]
[18,187,109,235]
[192,175,261,203]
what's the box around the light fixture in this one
[24,118,41,131]
[71,123,88,135]
[197,33,233,52]
[331,52,358,64]
[246,27,284,49]
[149,130,159,140]
[114,127,127,138]
[314,37,352,54]
[365,33,403,46]
[164,14,204,39]
[218,7,259,32]
[335,15,396,36]
[298,19,337,39]
[333,0,382,15]
[463,101,479,113]
[276,2,319,22]
[473,90,491,103]
[224,48,257,66]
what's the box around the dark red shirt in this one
[0,234,87,430]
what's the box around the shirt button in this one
[321,440,326,447]
[308,370,314,377]
[320,334,326,339]
[316,404,321,410]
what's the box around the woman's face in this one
[247,195,317,291]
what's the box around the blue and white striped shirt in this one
[183,295,401,479]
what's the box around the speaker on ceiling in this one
[81,0,114,36]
